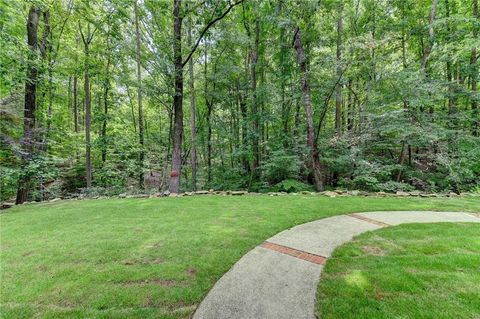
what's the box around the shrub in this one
[269,179,314,193]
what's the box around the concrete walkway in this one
[193,211,479,319]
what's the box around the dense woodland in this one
[1,0,479,203]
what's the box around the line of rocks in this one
[1,190,478,211]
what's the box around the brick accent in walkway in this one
[261,241,327,265]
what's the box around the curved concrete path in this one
[193,211,479,319]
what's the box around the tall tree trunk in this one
[445,0,455,116]
[169,0,183,193]
[335,2,343,135]
[79,22,95,188]
[101,79,109,163]
[134,0,145,189]
[251,18,260,174]
[16,6,40,204]
[84,52,92,188]
[293,27,324,191]
[187,14,197,190]
[421,0,439,72]
[204,40,213,183]
[73,76,78,133]
[472,0,479,136]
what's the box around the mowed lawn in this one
[317,223,480,319]
[1,195,479,318]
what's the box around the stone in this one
[153,192,163,197]
[209,189,214,193]
[409,191,421,196]
[231,191,247,196]
[376,192,388,196]
[322,191,338,198]
[1,202,14,210]
[395,191,409,196]
[448,192,458,197]
[50,198,61,202]
[169,193,178,197]
[195,190,209,195]
[349,190,360,196]
[163,190,171,196]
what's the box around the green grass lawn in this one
[317,223,480,319]
[1,195,479,318]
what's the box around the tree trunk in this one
[251,18,260,174]
[187,13,197,190]
[204,40,213,183]
[79,22,94,188]
[421,0,439,72]
[73,76,78,133]
[335,2,343,135]
[16,6,40,204]
[169,0,183,193]
[101,80,109,163]
[84,52,92,188]
[293,27,324,191]
[134,0,145,189]
[472,0,479,136]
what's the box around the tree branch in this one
[182,0,244,68]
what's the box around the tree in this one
[134,0,145,188]
[16,6,42,204]
[168,0,244,193]
[293,27,324,191]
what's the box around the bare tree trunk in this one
[251,18,260,174]
[472,0,479,136]
[134,0,145,189]
[204,40,213,183]
[335,2,343,135]
[169,0,183,193]
[293,27,324,191]
[84,56,92,188]
[16,6,40,204]
[79,22,95,188]
[421,0,439,72]
[187,14,197,190]
[73,76,78,133]
[101,79,109,163]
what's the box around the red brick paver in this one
[260,242,327,265]
[350,213,390,227]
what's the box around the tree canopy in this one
[1,0,479,202]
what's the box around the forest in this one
[1,0,479,203]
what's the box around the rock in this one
[169,193,178,197]
[153,192,163,197]
[359,191,370,196]
[322,191,339,198]
[349,190,360,196]
[396,191,409,196]
[134,194,149,198]
[118,193,127,198]
[49,198,61,202]
[163,190,171,196]
[448,192,458,197]
[231,191,247,196]
[195,190,209,195]
[209,189,214,193]
[376,192,388,196]
[409,191,421,196]
[1,202,14,210]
